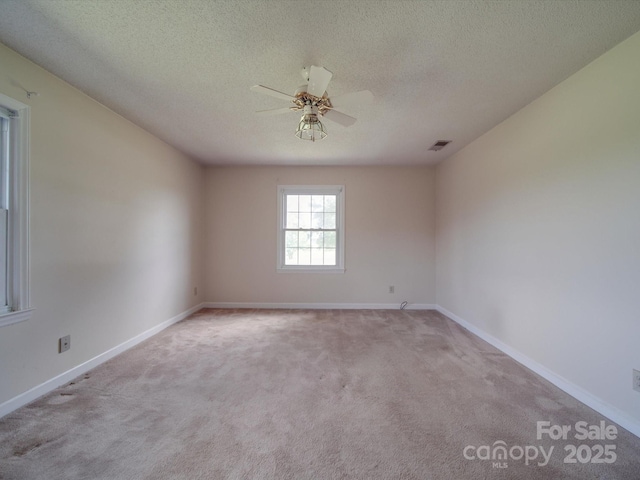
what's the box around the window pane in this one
[285,248,298,265]
[311,195,324,213]
[0,209,6,306]
[299,212,311,229]
[278,186,343,271]
[285,231,298,247]
[286,213,298,229]
[324,213,336,229]
[299,231,310,248]
[324,195,336,212]
[311,231,324,248]
[286,195,298,213]
[311,248,324,265]
[299,195,311,212]
[299,248,311,264]
[311,212,323,229]
[324,231,336,248]
[324,248,336,265]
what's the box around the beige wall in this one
[204,166,435,306]
[0,44,205,404]
[436,31,640,425]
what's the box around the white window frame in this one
[277,185,345,274]
[0,93,33,327]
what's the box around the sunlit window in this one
[277,186,344,273]
[0,93,32,327]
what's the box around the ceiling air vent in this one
[428,140,451,151]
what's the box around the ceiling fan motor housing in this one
[303,104,319,118]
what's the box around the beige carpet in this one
[0,309,638,479]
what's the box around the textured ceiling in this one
[1,0,640,166]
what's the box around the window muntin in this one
[277,186,344,273]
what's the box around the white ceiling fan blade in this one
[323,109,357,127]
[255,107,295,116]
[330,90,374,109]
[307,66,333,98]
[250,85,295,102]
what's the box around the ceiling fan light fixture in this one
[295,105,327,141]
[295,115,327,141]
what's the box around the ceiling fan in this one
[250,66,373,141]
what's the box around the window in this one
[277,185,345,273]
[0,93,32,327]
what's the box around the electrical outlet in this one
[59,335,70,353]
[194,287,198,296]
[389,286,395,294]
[633,369,640,392]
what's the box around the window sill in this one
[277,267,345,274]
[0,308,34,328]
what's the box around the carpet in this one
[0,309,638,479]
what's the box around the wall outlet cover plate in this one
[59,335,71,353]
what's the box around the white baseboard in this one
[0,302,205,419]
[435,305,640,440]
[204,302,436,310]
